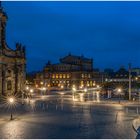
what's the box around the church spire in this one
[0,2,7,48]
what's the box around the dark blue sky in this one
[2,1,140,72]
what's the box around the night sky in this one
[2,1,140,72]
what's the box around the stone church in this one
[0,5,26,96]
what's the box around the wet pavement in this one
[0,92,139,139]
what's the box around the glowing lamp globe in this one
[9,98,14,104]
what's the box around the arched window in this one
[7,80,12,90]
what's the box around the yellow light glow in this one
[93,82,96,86]
[80,93,84,102]
[26,86,29,90]
[40,82,43,85]
[42,87,46,91]
[97,85,100,88]
[96,91,100,102]
[30,89,33,93]
[9,98,14,103]
[117,88,122,93]
[72,87,76,92]
[80,84,83,89]
[84,88,87,92]
[72,96,78,102]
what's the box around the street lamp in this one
[29,89,33,98]
[30,89,33,93]
[25,86,30,99]
[40,82,44,85]
[72,87,76,92]
[61,85,64,89]
[72,87,76,101]
[80,93,84,102]
[84,88,87,93]
[117,88,122,104]
[26,86,29,90]
[96,91,100,102]
[8,97,14,120]
[41,87,46,95]
[93,82,96,87]
[42,87,46,91]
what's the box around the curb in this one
[132,117,140,135]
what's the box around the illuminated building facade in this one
[0,6,26,96]
[35,54,102,89]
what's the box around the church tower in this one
[0,2,7,49]
[0,2,26,97]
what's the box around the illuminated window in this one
[67,74,70,78]
[81,74,84,78]
[63,74,66,78]
[90,81,92,86]
[60,74,62,78]
[88,74,91,78]
[52,74,55,79]
[56,74,58,78]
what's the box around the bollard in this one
[56,105,58,110]
[115,112,119,123]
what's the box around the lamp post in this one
[72,86,76,101]
[84,88,87,93]
[84,88,88,101]
[117,88,122,104]
[30,89,33,99]
[25,86,29,99]
[61,85,64,90]
[41,87,46,95]
[129,63,132,101]
[9,97,14,120]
